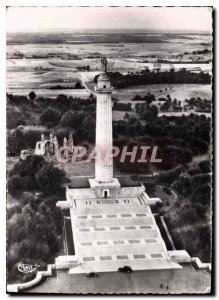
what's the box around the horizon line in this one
[7,28,211,33]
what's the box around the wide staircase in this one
[68,196,181,274]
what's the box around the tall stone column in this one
[95,73,114,183]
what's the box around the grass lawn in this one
[58,161,94,178]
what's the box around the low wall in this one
[168,250,191,263]
[7,255,211,293]
[191,257,211,272]
[7,264,55,293]
[168,252,211,272]
[7,256,79,293]
[55,255,79,269]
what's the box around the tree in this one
[144,123,164,137]
[8,155,47,196]
[7,160,65,282]
[70,101,81,111]
[133,95,142,100]
[83,114,95,130]
[61,111,85,129]
[150,105,158,119]
[29,91,36,101]
[127,125,137,137]
[143,111,155,122]
[115,120,127,135]
[7,204,22,220]
[8,129,26,153]
[171,176,192,197]
[35,164,66,194]
[163,186,172,195]
[40,107,61,128]
[144,93,155,104]
[143,182,156,197]
[55,127,72,145]
[8,175,23,196]
[9,155,46,179]
[24,130,41,149]
[7,94,15,102]
[191,184,211,205]
[75,81,82,89]
[160,101,171,111]
[124,113,130,120]
[199,160,211,173]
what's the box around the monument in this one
[89,60,120,197]
[55,59,188,274]
[9,59,210,294]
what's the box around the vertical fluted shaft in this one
[95,92,113,183]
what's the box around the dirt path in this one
[77,71,99,95]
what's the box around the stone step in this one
[68,258,181,274]
[74,216,153,227]
[77,242,164,256]
[75,228,158,242]
[72,205,148,215]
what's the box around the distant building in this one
[19,132,74,161]
[34,132,74,158]
[35,133,59,156]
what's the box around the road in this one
[78,71,98,96]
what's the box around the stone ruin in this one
[20,132,74,160]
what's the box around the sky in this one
[7,6,212,33]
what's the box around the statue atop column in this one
[101,57,108,73]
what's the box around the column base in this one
[89,178,121,190]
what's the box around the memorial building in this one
[56,71,187,274]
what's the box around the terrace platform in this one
[26,266,211,294]
[57,184,182,274]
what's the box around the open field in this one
[115,83,212,102]
[7,30,212,100]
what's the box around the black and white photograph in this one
[5,5,213,295]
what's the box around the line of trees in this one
[7,155,68,283]
[113,102,132,112]
[94,70,211,88]
[113,113,210,171]
[154,158,211,262]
